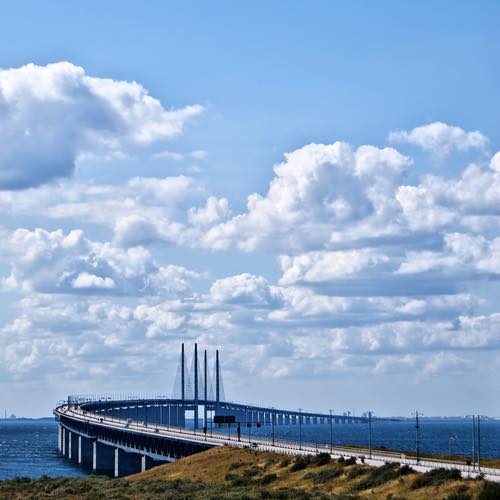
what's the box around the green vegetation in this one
[411,467,462,489]
[478,481,500,500]
[304,468,343,484]
[289,456,311,472]
[345,465,367,479]
[0,446,497,499]
[311,453,332,466]
[0,476,330,499]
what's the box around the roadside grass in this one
[353,462,412,491]
[1,446,496,499]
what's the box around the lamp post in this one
[368,411,373,459]
[329,409,334,454]
[477,415,486,471]
[412,411,422,463]
[271,408,275,447]
[298,408,303,450]
[466,415,476,470]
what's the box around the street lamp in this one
[271,408,275,447]
[477,415,486,471]
[329,410,334,454]
[411,411,423,463]
[368,411,373,459]
[466,415,476,470]
[298,408,303,450]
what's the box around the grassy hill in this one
[0,446,499,499]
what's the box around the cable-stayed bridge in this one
[58,343,492,479]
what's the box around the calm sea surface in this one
[1,417,499,480]
[0,419,86,480]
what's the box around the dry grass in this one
[0,448,497,499]
[129,446,490,499]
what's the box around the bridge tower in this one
[204,349,208,427]
[216,349,220,404]
[181,343,185,401]
[194,343,199,430]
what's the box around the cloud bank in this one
[0,65,498,412]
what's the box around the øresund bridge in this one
[54,343,500,481]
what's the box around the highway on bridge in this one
[55,403,500,482]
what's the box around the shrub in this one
[264,458,276,469]
[224,473,253,487]
[479,481,500,500]
[354,462,401,491]
[290,456,311,472]
[446,492,471,500]
[242,466,261,479]
[344,456,357,466]
[261,473,278,485]
[346,465,367,479]
[228,461,243,470]
[280,457,291,468]
[304,469,343,484]
[411,468,462,489]
[399,464,413,475]
[311,452,331,466]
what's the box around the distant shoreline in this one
[1,417,54,422]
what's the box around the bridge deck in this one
[55,403,500,482]
[72,396,377,422]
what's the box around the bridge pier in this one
[78,435,93,468]
[61,426,66,456]
[68,431,79,461]
[68,431,72,459]
[58,424,62,452]
[114,448,144,477]
[93,441,115,475]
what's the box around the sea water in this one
[0,419,86,480]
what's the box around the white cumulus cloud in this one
[0,62,203,188]
[389,121,488,160]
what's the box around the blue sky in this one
[0,1,499,417]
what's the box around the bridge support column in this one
[114,448,119,478]
[79,435,93,469]
[92,441,97,471]
[93,441,115,475]
[58,424,62,452]
[68,431,79,461]
[62,427,66,456]
[141,455,146,473]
